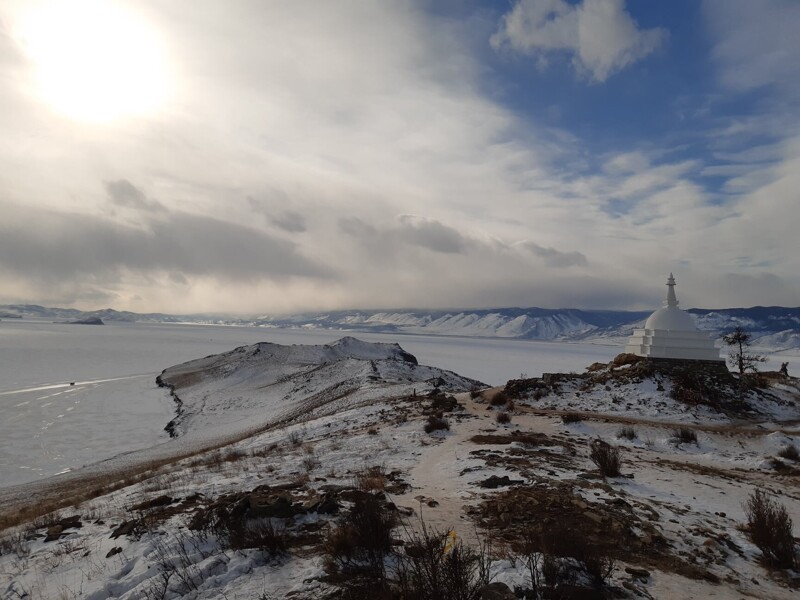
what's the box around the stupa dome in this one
[623,274,722,362]
[644,306,697,331]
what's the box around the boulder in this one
[479,475,524,489]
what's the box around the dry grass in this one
[424,415,449,434]
[778,444,799,462]
[561,413,583,424]
[495,411,511,425]
[355,465,387,492]
[489,391,509,406]
[671,428,698,445]
[744,489,797,569]
[589,439,622,478]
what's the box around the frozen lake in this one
[1,319,793,488]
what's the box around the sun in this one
[17,0,169,122]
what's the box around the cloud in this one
[0,1,796,313]
[0,203,329,284]
[247,196,307,233]
[339,215,471,255]
[704,0,800,97]
[105,179,166,212]
[521,241,588,267]
[395,215,471,254]
[491,0,667,82]
[271,211,307,233]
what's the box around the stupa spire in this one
[665,273,678,308]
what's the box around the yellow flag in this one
[443,530,457,554]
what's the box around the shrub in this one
[561,413,582,424]
[671,428,698,445]
[424,415,450,434]
[324,492,397,578]
[490,391,508,406]
[540,553,574,588]
[617,426,636,440]
[288,429,303,447]
[589,440,621,478]
[744,489,797,569]
[356,465,387,492]
[226,519,288,557]
[395,522,490,600]
[778,444,799,462]
[302,454,320,472]
[540,522,616,590]
[511,529,543,597]
[495,411,511,425]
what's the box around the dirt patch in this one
[470,482,720,583]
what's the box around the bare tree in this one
[722,326,766,376]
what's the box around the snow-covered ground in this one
[1,342,799,599]
[0,320,619,487]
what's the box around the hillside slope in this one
[1,351,799,599]
[157,336,482,437]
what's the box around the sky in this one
[0,0,799,315]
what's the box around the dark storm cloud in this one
[339,215,471,255]
[395,215,471,254]
[104,179,166,213]
[521,241,588,268]
[0,207,329,282]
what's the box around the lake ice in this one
[0,319,794,488]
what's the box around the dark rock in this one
[301,493,339,515]
[479,475,524,489]
[625,566,650,580]
[110,520,138,539]
[248,493,296,518]
[130,495,173,511]
[59,515,82,529]
[44,525,64,542]
[479,582,516,599]
[106,546,122,558]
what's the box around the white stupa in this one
[624,274,722,361]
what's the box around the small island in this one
[58,317,104,325]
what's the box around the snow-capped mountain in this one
[257,307,800,349]
[4,303,799,349]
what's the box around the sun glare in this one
[18,0,168,122]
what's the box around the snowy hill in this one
[157,337,482,437]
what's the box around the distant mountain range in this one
[2,303,799,349]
